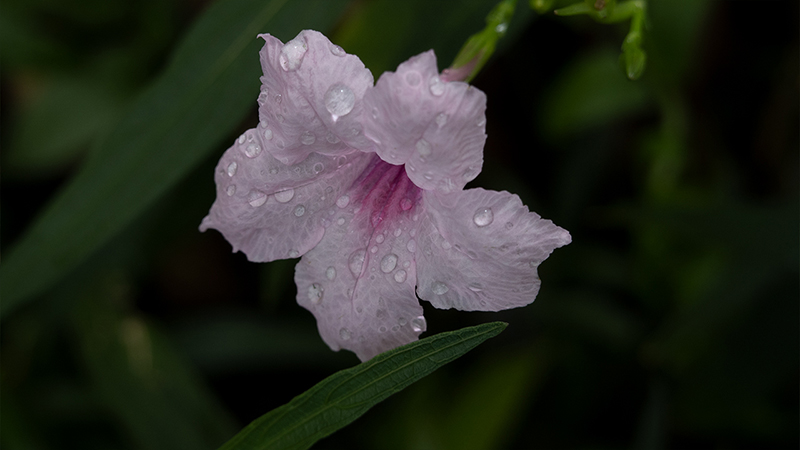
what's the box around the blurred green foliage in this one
[1,0,797,449]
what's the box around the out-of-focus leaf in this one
[539,48,650,139]
[333,0,531,77]
[4,77,126,178]
[171,313,352,374]
[0,0,349,316]
[444,343,551,450]
[72,272,238,450]
[217,322,507,450]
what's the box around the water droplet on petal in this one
[263,128,273,140]
[337,217,346,226]
[329,43,346,56]
[326,266,336,280]
[257,92,268,106]
[371,107,379,120]
[376,234,385,244]
[380,253,398,273]
[313,162,324,173]
[415,139,431,157]
[288,249,299,258]
[394,228,402,237]
[378,326,387,333]
[269,167,279,175]
[238,134,246,144]
[429,76,445,96]
[300,131,316,145]
[468,282,483,292]
[505,222,514,229]
[226,185,236,196]
[324,83,355,120]
[370,246,378,254]
[473,207,494,227]
[431,281,449,295]
[260,119,268,128]
[245,143,261,158]
[348,249,366,277]
[274,189,294,203]
[477,118,486,127]
[336,195,350,208]
[293,205,306,217]
[400,198,413,211]
[226,161,237,177]
[327,134,341,144]
[435,113,448,128]
[441,240,452,250]
[394,270,407,283]
[279,36,308,71]
[404,70,421,86]
[411,316,426,332]
[339,328,351,340]
[276,114,284,123]
[248,190,267,207]
[406,240,416,253]
[274,93,282,104]
[308,283,323,304]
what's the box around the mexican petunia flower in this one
[200,30,571,361]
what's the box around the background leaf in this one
[218,322,507,450]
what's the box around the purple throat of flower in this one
[200,29,571,361]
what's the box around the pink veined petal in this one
[257,30,375,165]
[200,130,372,262]
[362,50,486,193]
[294,157,427,361]
[415,188,572,311]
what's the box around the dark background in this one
[2,0,797,448]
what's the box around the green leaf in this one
[0,0,349,316]
[218,322,507,450]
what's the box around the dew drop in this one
[313,162,324,173]
[406,240,416,253]
[263,129,273,140]
[274,93,282,104]
[378,326,387,333]
[400,198,413,211]
[226,161,237,177]
[226,185,236,196]
[371,107,379,120]
[429,76,445,96]
[247,190,267,207]
[245,143,261,158]
[300,131,316,145]
[376,234,385,244]
[505,222,514,229]
[431,281,449,295]
[441,240,452,250]
[276,114,284,123]
[336,155,347,167]
[336,195,350,208]
[274,188,294,203]
[473,207,494,227]
[477,118,486,127]
[415,139,431,157]
[380,253,398,273]
[326,266,336,280]
[394,228,402,237]
[404,70,421,86]
[348,249,366,277]
[238,134,246,144]
[308,283,324,304]
[288,249,299,258]
[394,270,407,283]
[435,113,448,128]
[293,204,306,217]
[339,328,351,340]
[329,43,346,56]
[257,92,268,106]
[370,246,378,254]
[411,316,426,332]
[468,282,483,292]
[279,36,308,71]
[269,167,279,175]
[327,134,341,144]
[324,83,355,119]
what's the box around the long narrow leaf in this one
[218,322,507,450]
[0,0,348,316]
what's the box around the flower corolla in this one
[201,30,571,361]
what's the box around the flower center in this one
[351,156,422,230]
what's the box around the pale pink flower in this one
[201,30,571,361]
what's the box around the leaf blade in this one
[218,322,507,450]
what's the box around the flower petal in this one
[257,30,375,165]
[415,188,571,311]
[362,50,486,193]
[294,158,427,361]
[200,130,372,262]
